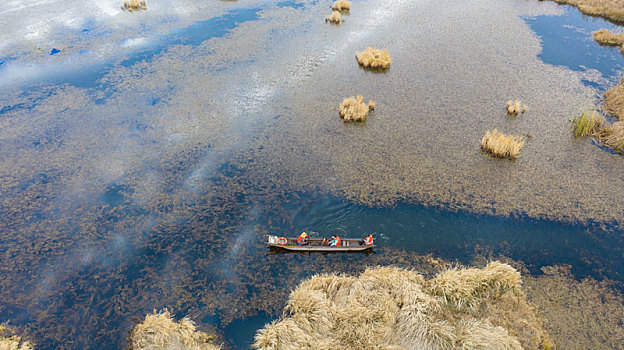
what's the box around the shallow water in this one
[1,0,624,349]
[525,4,624,89]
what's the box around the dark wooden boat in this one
[267,234,375,252]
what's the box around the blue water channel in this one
[525,4,624,89]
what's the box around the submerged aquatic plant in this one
[128,310,219,350]
[253,262,551,350]
[339,96,376,122]
[356,48,392,69]
[331,0,351,12]
[325,11,342,24]
[571,111,604,138]
[0,325,34,350]
[481,129,524,159]
[506,100,527,116]
[123,0,147,11]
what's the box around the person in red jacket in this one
[330,235,341,247]
[297,231,309,245]
[363,234,374,246]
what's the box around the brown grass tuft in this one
[596,121,624,152]
[506,100,527,116]
[254,262,551,350]
[355,48,392,69]
[593,29,624,46]
[123,0,147,11]
[426,261,521,312]
[331,0,351,12]
[339,96,375,122]
[481,129,524,159]
[325,11,342,24]
[128,310,219,350]
[605,76,624,120]
[546,0,624,23]
[0,325,34,350]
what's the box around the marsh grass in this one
[0,325,33,350]
[356,48,392,69]
[506,100,527,116]
[331,0,351,12]
[123,0,147,11]
[481,129,524,159]
[254,262,551,350]
[593,29,624,46]
[596,121,624,152]
[325,11,342,24]
[605,77,624,120]
[339,96,375,122]
[548,0,624,23]
[571,111,604,138]
[128,310,219,350]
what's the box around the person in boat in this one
[297,231,309,245]
[321,238,330,246]
[361,234,374,246]
[329,235,341,247]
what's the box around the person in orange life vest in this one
[363,234,373,246]
[297,231,309,245]
[330,235,341,247]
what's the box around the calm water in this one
[525,4,624,89]
[1,1,624,349]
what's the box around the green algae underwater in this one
[1,0,624,348]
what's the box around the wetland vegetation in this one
[1,0,624,349]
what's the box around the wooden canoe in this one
[267,234,375,252]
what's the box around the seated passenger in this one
[297,231,309,245]
[362,234,374,246]
[329,235,341,247]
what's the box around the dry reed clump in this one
[254,262,552,350]
[605,76,624,120]
[593,29,624,46]
[339,96,375,122]
[571,111,604,138]
[356,48,392,69]
[548,0,624,23]
[128,310,219,350]
[596,121,624,152]
[480,129,524,159]
[325,11,342,24]
[331,0,351,12]
[425,261,521,312]
[506,100,527,116]
[122,0,147,11]
[0,325,34,350]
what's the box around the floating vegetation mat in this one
[128,310,219,350]
[524,265,624,349]
[254,262,553,350]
